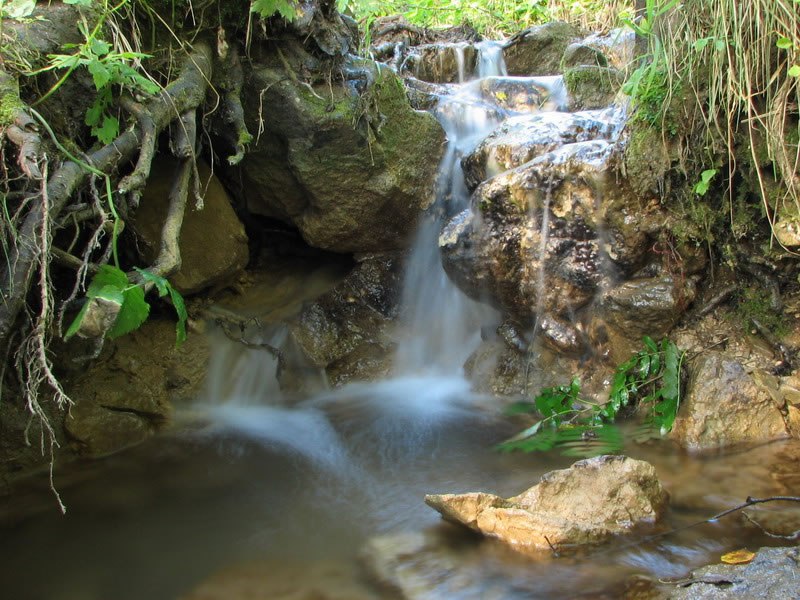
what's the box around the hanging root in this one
[0,69,42,179]
[117,95,157,210]
[212,42,252,165]
[0,41,214,356]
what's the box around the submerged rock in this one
[425,455,668,551]
[666,546,800,600]
[236,58,444,253]
[670,353,791,450]
[503,21,582,76]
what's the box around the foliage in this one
[250,0,296,21]
[33,1,159,145]
[66,265,188,345]
[693,168,717,196]
[624,0,800,251]
[733,287,788,338]
[499,337,685,456]
[341,0,632,37]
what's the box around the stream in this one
[1,40,799,600]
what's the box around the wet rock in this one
[182,558,379,600]
[134,158,249,295]
[284,254,402,386]
[666,546,800,600]
[670,353,791,450]
[441,140,630,329]
[65,402,154,458]
[503,21,583,76]
[236,58,444,253]
[472,76,566,114]
[63,319,210,457]
[561,43,609,69]
[406,43,477,83]
[362,529,518,600]
[462,110,620,190]
[594,276,697,360]
[564,66,625,110]
[425,455,668,551]
[582,29,636,71]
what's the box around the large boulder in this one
[425,455,668,551]
[236,58,445,253]
[133,158,249,295]
[502,21,582,76]
[670,353,791,450]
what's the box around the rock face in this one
[563,65,625,110]
[63,319,210,457]
[282,254,402,387]
[134,158,249,295]
[425,455,669,550]
[666,546,800,600]
[236,58,445,254]
[503,21,583,76]
[670,353,790,450]
[407,43,477,83]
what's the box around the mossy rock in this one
[561,43,608,70]
[564,65,624,110]
[235,58,445,253]
[502,21,582,76]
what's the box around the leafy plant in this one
[35,13,159,144]
[251,0,296,21]
[66,265,187,345]
[693,168,718,196]
[499,337,685,456]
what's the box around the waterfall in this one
[392,45,509,376]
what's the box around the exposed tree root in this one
[0,41,214,355]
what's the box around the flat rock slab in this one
[426,455,668,551]
[666,546,800,599]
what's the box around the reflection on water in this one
[1,354,798,600]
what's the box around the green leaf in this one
[64,301,91,339]
[87,59,111,90]
[168,285,188,345]
[251,0,296,20]
[93,115,119,145]
[1,0,36,19]
[693,37,710,52]
[643,335,658,353]
[789,65,800,78]
[693,168,717,196]
[776,36,794,50]
[63,0,93,5]
[135,267,169,297]
[87,265,128,296]
[107,284,150,339]
[89,38,111,57]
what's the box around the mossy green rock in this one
[564,65,624,110]
[503,21,582,76]
[237,59,445,253]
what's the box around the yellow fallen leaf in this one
[495,91,507,101]
[721,549,756,564]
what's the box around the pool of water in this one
[1,368,798,600]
